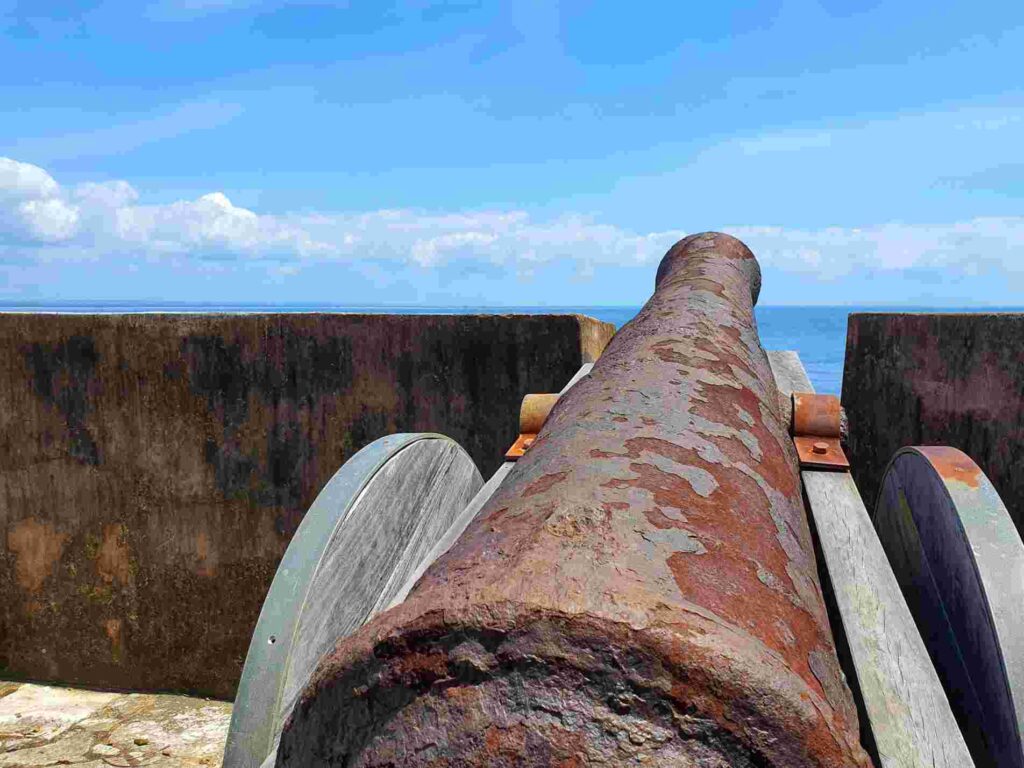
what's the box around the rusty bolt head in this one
[812,441,829,455]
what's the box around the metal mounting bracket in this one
[791,392,850,471]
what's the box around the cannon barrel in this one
[277,233,870,766]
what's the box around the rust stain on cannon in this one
[279,233,869,767]
[523,471,570,497]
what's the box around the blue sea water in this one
[0,302,1012,396]
[590,305,853,395]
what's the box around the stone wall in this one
[842,312,1024,529]
[0,313,614,699]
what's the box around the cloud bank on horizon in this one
[3,155,1022,305]
[1,1,1023,305]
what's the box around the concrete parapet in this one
[842,312,1024,530]
[0,312,613,698]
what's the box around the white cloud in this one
[16,197,80,242]
[115,191,333,259]
[0,157,60,201]
[411,231,498,267]
[74,180,139,208]
[732,219,1024,279]
[1,156,1022,291]
[0,157,79,243]
[301,210,684,273]
[0,158,332,260]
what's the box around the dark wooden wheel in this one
[874,446,1024,768]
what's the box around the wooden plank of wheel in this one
[875,446,1024,768]
[767,350,973,768]
[223,433,483,768]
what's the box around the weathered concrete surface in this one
[280,234,869,766]
[0,680,230,767]
[842,312,1024,529]
[0,313,613,699]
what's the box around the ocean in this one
[0,302,1010,396]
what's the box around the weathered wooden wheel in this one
[223,433,483,768]
[874,446,1024,768]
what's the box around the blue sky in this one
[1,1,1022,306]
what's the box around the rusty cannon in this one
[12,234,1024,765]
[223,233,870,767]
[228,230,1024,768]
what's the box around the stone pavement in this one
[0,681,231,768]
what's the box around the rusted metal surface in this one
[519,393,561,434]
[278,233,869,767]
[502,433,535,461]
[0,313,613,698]
[874,446,1024,767]
[506,394,561,461]
[793,393,842,438]
[794,436,850,471]
[792,394,849,470]
[915,445,982,488]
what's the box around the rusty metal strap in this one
[792,393,850,471]
[505,366,593,461]
[504,432,536,460]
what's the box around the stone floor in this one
[0,681,231,768]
